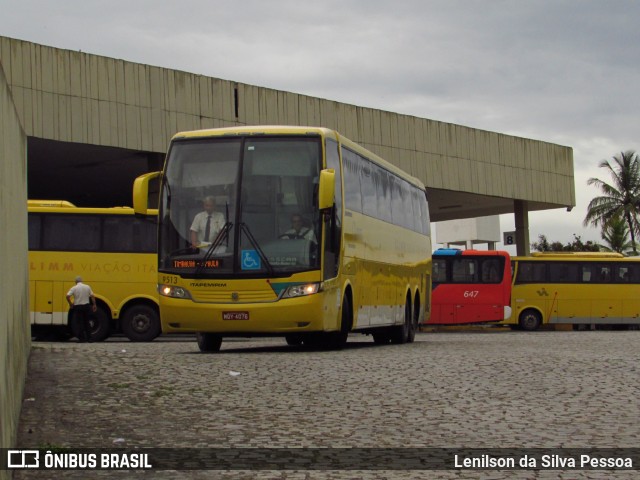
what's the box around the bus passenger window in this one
[481,259,501,283]
[617,267,630,283]
[452,259,477,283]
[598,266,611,282]
[433,259,447,283]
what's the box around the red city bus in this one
[425,249,512,325]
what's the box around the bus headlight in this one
[158,284,192,299]
[281,283,321,299]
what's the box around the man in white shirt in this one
[280,214,317,243]
[66,276,97,342]
[190,196,225,248]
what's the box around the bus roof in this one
[27,201,158,216]
[433,248,509,257]
[28,200,76,208]
[528,252,624,258]
[170,125,426,190]
[172,125,337,140]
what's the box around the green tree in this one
[599,214,636,255]
[584,150,640,255]
[531,234,600,252]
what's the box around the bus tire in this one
[518,309,541,331]
[196,333,222,353]
[70,306,111,342]
[409,292,421,343]
[121,304,161,342]
[326,294,351,350]
[91,307,111,341]
[391,297,412,344]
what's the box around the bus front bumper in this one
[159,295,327,334]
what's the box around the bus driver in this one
[280,214,316,243]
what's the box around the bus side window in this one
[481,259,501,283]
[617,266,630,283]
[629,264,640,283]
[452,258,476,283]
[433,259,447,283]
[599,266,611,282]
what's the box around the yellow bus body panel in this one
[505,255,640,326]
[28,204,158,326]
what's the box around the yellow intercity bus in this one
[28,200,161,341]
[134,126,432,351]
[505,252,640,331]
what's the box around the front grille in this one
[191,288,277,303]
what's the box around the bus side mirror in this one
[133,171,162,215]
[318,169,335,211]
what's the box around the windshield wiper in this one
[240,222,274,276]
[195,222,234,275]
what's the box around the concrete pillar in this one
[514,200,530,256]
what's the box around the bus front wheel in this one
[518,309,542,331]
[196,333,222,353]
[325,294,351,350]
[121,305,161,342]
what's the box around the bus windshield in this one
[159,135,322,277]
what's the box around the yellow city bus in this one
[505,252,640,331]
[133,126,432,351]
[28,200,161,341]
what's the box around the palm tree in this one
[584,150,640,255]
[599,214,635,255]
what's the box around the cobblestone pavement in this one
[10,330,640,479]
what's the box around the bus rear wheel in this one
[121,305,161,342]
[390,297,413,344]
[518,309,542,331]
[196,333,222,352]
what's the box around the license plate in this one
[222,311,249,321]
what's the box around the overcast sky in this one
[2,0,639,249]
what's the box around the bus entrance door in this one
[33,281,53,325]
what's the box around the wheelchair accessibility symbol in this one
[241,250,261,270]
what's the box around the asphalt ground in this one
[9,329,640,479]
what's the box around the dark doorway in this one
[27,138,164,207]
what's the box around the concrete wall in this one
[0,57,29,476]
[436,216,501,247]
[0,36,574,213]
